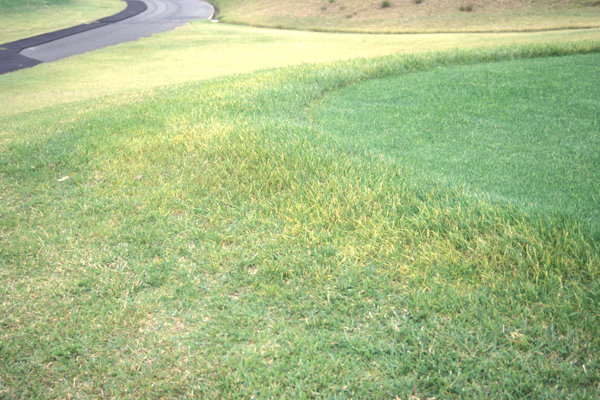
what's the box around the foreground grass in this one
[1,43,599,398]
[0,0,124,43]
[213,0,600,33]
[2,20,600,117]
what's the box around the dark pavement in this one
[0,0,213,74]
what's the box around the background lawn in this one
[2,21,600,117]
[0,0,124,43]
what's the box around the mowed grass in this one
[1,44,599,398]
[213,0,600,33]
[0,0,124,43]
[313,53,600,236]
[2,20,600,117]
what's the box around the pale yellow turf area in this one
[1,21,600,117]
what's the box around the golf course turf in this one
[0,0,125,43]
[0,0,599,398]
[313,53,600,237]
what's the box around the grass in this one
[2,20,600,117]
[1,0,600,397]
[312,53,600,236]
[1,42,600,398]
[0,0,124,43]
[213,0,600,33]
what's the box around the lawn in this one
[313,53,600,236]
[1,0,600,397]
[0,0,124,43]
[1,43,599,398]
[2,20,600,117]
[213,0,600,33]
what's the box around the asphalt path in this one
[0,0,214,74]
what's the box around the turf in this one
[0,0,124,43]
[2,20,600,117]
[1,44,599,398]
[313,53,600,236]
[0,0,72,9]
[213,0,600,33]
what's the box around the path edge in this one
[0,0,147,74]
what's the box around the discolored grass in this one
[213,0,600,33]
[1,43,599,398]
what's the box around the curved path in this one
[0,0,214,74]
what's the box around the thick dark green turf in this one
[314,53,600,236]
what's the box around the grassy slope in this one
[1,20,600,117]
[213,0,600,33]
[1,44,599,398]
[0,0,124,43]
[313,54,600,235]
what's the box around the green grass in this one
[1,43,599,398]
[0,0,124,43]
[0,0,71,9]
[313,53,600,236]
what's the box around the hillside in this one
[213,0,600,32]
[2,45,600,398]
[2,0,600,397]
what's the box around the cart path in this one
[0,0,214,74]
